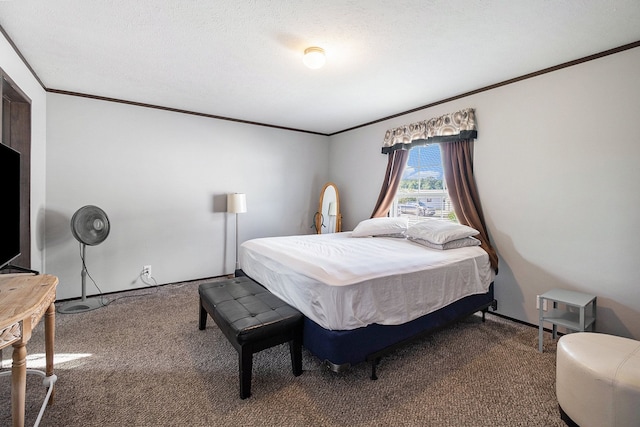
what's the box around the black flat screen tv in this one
[0,142,21,270]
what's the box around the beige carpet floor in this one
[1,278,564,426]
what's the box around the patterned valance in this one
[381,108,477,154]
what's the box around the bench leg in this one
[289,340,302,376]
[239,347,253,399]
[290,326,303,376]
[198,298,207,330]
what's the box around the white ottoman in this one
[556,332,640,427]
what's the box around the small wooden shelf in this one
[538,289,597,352]
[543,309,595,330]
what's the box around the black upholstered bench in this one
[198,276,303,399]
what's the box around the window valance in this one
[381,108,477,154]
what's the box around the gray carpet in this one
[1,278,564,426]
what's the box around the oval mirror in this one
[315,182,341,234]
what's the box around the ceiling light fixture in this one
[303,47,326,69]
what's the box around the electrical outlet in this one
[142,265,151,277]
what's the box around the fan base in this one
[58,297,105,314]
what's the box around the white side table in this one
[538,289,596,352]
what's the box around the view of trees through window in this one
[393,144,456,224]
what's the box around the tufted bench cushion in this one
[198,276,303,399]
[557,332,640,427]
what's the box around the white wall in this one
[0,31,47,273]
[330,47,640,339]
[46,94,329,299]
[5,27,639,340]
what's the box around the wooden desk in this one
[0,274,58,427]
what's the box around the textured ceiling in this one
[1,1,639,135]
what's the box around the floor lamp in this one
[227,193,247,276]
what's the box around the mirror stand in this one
[315,182,341,234]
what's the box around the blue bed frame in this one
[301,283,497,379]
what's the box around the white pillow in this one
[406,220,479,244]
[409,236,481,250]
[351,217,408,237]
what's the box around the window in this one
[393,144,456,224]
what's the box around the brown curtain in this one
[370,149,409,218]
[441,139,498,273]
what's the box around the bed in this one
[238,218,497,378]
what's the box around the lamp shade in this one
[328,202,337,216]
[227,193,247,214]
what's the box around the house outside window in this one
[393,144,456,224]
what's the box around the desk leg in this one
[45,302,56,404]
[11,342,27,427]
[538,305,544,353]
[551,301,558,339]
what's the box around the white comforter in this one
[240,232,494,331]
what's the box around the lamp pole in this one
[227,193,247,276]
[234,211,240,273]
